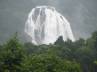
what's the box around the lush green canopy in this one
[0,31,97,72]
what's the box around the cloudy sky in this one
[0,0,97,43]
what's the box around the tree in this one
[0,33,25,72]
[54,36,65,46]
[22,53,82,72]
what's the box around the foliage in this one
[0,33,25,72]
[22,54,82,72]
[0,31,97,72]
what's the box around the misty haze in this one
[0,0,97,72]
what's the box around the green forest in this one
[0,31,97,72]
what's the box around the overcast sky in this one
[0,0,97,43]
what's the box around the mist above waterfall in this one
[25,6,75,45]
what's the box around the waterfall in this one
[25,6,75,45]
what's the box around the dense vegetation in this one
[0,31,97,72]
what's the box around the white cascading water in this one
[25,6,75,45]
